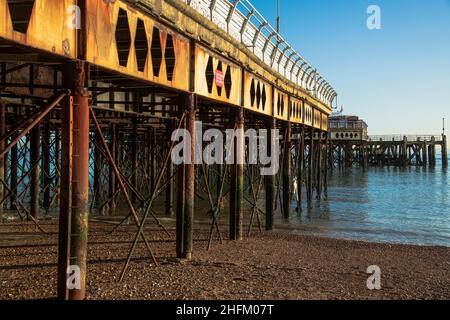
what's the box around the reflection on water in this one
[90,156,449,248]
[278,158,449,247]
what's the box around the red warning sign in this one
[215,70,224,88]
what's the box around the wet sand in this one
[0,220,449,300]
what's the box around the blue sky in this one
[252,0,450,136]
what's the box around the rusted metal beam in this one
[0,91,68,160]
[29,125,41,220]
[90,104,158,273]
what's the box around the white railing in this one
[176,0,337,107]
[368,135,443,142]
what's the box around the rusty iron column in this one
[282,124,291,219]
[68,61,90,300]
[229,109,244,240]
[236,109,244,240]
[57,90,73,300]
[307,128,314,208]
[297,126,305,214]
[428,144,433,166]
[176,145,185,258]
[30,125,41,220]
[0,103,4,222]
[109,123,117,215]
[265,118,276,230]
[422,142,428,167]
[165,120,174,216]
[324,135,329,198]
[316,132,323,200]
[57,61,90,300]
[181,93,195,259]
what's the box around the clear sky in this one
[251,0,450,136]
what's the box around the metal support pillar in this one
[422,143,428,167]
[30,125,41,220]
[282,124,291,219]
[42,124,51,210]
[184,93,196,259]
[402,137,408,167]
[165,120,174,216]
[443,136,448,168]
[9,139,17,211]
[297,126,304,214]
[316,132,323,200]
[57,61,90,300]
[265,119,276,231]
[307,128,314,208]
[230,109,244,240]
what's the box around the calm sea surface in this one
[277,155,450,247]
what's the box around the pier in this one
[0,0,333,299]
[328,116,447,169]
